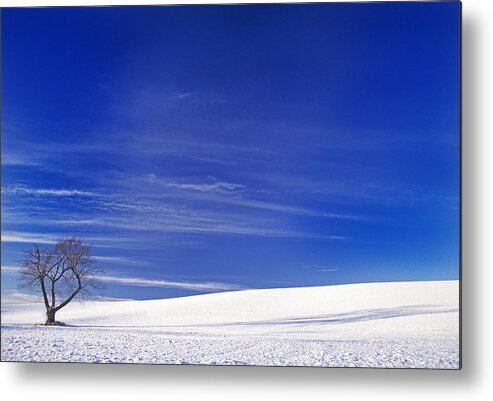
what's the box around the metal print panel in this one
[0,1,461,369]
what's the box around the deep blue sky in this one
[1,3,460,301]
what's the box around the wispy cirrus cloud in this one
[1,154,40,167]
[1,290,42,304]
[146,174,246,194]
[98,274,246,292]
[2,177,351,244]
[0,231,134,249]
[4,180,356,222]
[1,260,242,293]
[2,185,96,197]
[0,290,132,304]
[92,255,145,266]
[1,232,58,244]
[141,174,360,220]
[301,264,338,273]
[1,265,20,273]
[176,92,191,99]
[165,181,246,194]
[3,181,349,240]
[54,216,346,240]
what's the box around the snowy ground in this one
[1,281,460,368]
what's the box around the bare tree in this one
[19,238,103,325]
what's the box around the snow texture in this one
[1,280,460,368]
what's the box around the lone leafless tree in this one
[19,238,103,325]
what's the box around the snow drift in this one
[1,280,460,368]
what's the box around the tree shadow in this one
[60,304,457,331]
[179,304,458,329]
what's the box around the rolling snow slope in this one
[1,281,460,368]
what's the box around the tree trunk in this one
[45,309,56,325]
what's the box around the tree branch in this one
[39,276,50,310]
[53,275,82,312]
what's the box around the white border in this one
[1,0,493,400]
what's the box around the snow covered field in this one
[1,280,460,368]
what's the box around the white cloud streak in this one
[1,291,42,304]
[1,265,20,273]
[98,274,246,292]
[57,217,345,239]
[301,264,338,272]
[92,255,144,266]
[2,179,350,241]
[166,181,245,193]
[1,263,239,294]
[176,92,191,99]
[1,154,39,167]
[0,290,133,304]
[1,232,58,244]
[143,175,360,220]
[2,185,96,197]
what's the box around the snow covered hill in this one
[0,280,460,368]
